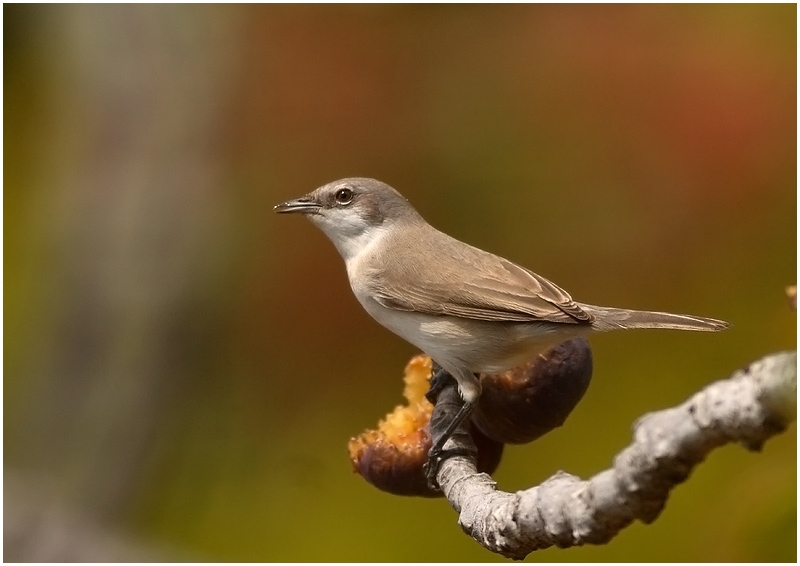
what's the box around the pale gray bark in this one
[431,351,796,560]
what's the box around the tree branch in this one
[430,351,797,560]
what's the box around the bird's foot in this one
[424,446,475,490]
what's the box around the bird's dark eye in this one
[334,187,354,205]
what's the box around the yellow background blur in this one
[4,4,796,561]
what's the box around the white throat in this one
[310,213,390,266]
[340,224,389,270]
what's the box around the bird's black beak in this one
[274,196,321,214]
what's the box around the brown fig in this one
[348,355,503,497]
[470,337,593,444]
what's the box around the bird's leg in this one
[424,401,475,488]
[425,369,475,489]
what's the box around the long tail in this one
[578,304,729,332]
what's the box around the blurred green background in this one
[4,4,796,562]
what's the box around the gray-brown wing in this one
[368,234,593,325]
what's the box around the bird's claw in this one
[424,447,475,490]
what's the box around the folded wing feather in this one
[366,229,593,325]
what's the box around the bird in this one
[274,177,728,485]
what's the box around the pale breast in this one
[352,287,583,374]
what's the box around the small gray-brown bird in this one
[275,178,728,484]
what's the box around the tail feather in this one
[579,304,729,332]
